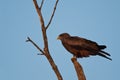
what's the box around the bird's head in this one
[57,33,70,40]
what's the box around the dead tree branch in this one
[26,37,44,55]
[71,57,86,80]
[27,0,63,80]
[39,0,44,10]
[46,0,59,29]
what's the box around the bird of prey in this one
[57,33,112,60]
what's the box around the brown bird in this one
[57,33,112,60]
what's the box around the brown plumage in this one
[57,33,112,60]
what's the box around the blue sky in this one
[0,0,120,80]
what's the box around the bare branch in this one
[33,0,45,28]
[39,0,44,11]
[32,0,63,80]
[46,0,59,29]
[26,37,45,55]
[71,57,86,80]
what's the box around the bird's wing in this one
[64,36,99,53]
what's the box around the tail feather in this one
[99,45,106,49]
[100,51,111,56]
[98,52,112,61]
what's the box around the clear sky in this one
[0,0,120,80]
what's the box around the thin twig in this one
[71,57,86,80]
[26,37,45,55]
[39,0,44,11]
[33,0,45,28]
[46,0,59,29]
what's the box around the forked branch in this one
[39,0,44,11]
[32,0,63,80]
